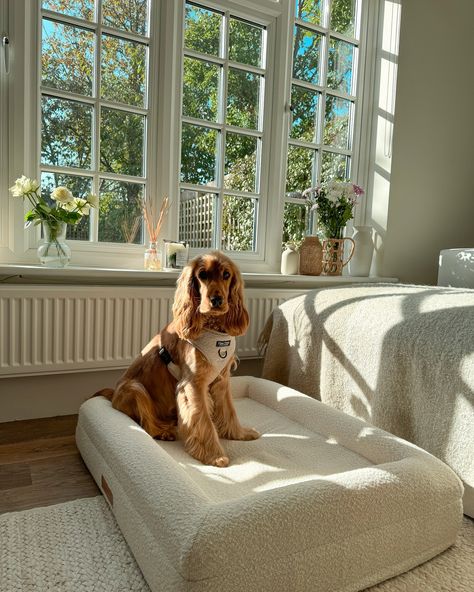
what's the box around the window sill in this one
[0,263,398,288]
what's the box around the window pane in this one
[102,0,149,36]
[100,108,145,176]
[295,0,324,26]
[286,145,315,196]
[179,189,216,249]
[99,179,143,243]
[321,151,350,182]
[293,25,322,85]
[283,201,306,246]
[229,18,263,68]
[290,85,319,142]
[42,19,94,96]
[327,38,355,94]
[101,35,147,108]
[42,0,94,21]
[181,123,218,185]
[182,58,220,122]
[324,95,352,149]
[227,68,261,130]
[41,172,92,240]
[330,0,357,37]
[225,133,258,192]
[41,96,93,169]
[184,3,222,57]
[222,195,256,252]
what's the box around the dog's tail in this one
[91,388,114,400]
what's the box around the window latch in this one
[2,35,10,75]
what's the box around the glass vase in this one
[144,241,162,271]
[37,222,71,268]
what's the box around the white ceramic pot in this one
[347,226,374,276]
[281,243,299,275]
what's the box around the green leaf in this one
[36,203,51,214]
[24,211,38,222]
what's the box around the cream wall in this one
[382,0,474,284]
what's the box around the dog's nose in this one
[210,295,223,308]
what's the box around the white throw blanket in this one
[260,284,474,516]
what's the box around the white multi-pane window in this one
[178,2,268,254]
[2,0,376,271]
[40,0,151,244]
[283,0,362,245]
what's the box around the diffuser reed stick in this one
[143,195,170,242]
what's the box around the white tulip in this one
[9,175,40,197]
[51,186,74,204]
[86,193,99,208]
[73,197,91,215]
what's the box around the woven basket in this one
[299,236,323,275]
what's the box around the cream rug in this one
[1,496,473,592]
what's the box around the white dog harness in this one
[161,330,235,383]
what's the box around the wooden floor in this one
[0,414,100,514]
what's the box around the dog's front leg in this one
[177,375,229,467]
[210,366,260,441]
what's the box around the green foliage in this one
[40,0,358,252]
[330,0,356,36]
[222,196,255,251]
[229,19,263,67]
[283,202,307,247]
[41,0,146,244]
[182,58,219,121]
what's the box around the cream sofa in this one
[260,283,474,517]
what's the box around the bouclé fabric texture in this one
[76,376,463,592]
[260,284,474,517]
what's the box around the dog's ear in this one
[172,259,204,340]
[224,262,249,337]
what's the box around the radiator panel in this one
[0,286,305,377]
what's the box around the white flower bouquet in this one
[303,181,364,239]
[10,175,97,240]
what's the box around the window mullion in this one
[215,9,230,251]
[41,9,97,32]
[182,115,223,130]
[91,1,102,243]
[183,47,225,66]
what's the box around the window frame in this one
[38,2,153,246]
[1,0,378,273]
[283,0,371,241]
[174,0,278,271]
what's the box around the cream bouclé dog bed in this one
[76,377,463,592]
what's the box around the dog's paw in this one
[240,427,260,441]
[210,455,230,468]
[153,427,177,441]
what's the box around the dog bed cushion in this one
[76,376,463,592]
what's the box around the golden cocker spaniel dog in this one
[94,251,259,467]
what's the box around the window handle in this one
[2,35,10,75]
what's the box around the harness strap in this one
[158,346,181,381]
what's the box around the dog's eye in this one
[223,271,230,280]
[198,270,208,280]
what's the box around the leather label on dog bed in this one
[101,475,113,506]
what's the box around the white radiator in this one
[0,285,305,377]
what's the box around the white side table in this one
[438,248,474,288]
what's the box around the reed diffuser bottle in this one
[143,196,170,271]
